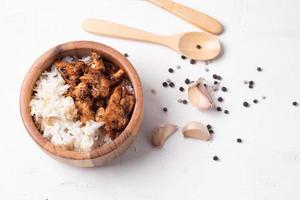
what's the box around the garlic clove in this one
[182,121,211,141]
[188,78,213,110]
[151,124,178,148]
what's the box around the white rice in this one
[30,66,106,151]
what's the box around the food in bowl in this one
[30,51,135,152]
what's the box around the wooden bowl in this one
[20,41,144,167]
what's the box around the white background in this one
[1,0,300,199]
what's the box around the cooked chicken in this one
[55,60,86,86]
[96,84,135,137]
[72,82,90,100]
[80,71,110,98]
[75,99,94,122]
[90,52,105,71]
[55,51,135,140]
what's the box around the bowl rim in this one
[20,41,143,160]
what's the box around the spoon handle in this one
[82,19,165,45]
[148,0,223,35]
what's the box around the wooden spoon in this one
[147,0,223,35]
[82,19,221,61]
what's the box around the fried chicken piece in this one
[55,60,86,86]
[95,107,105,122]
[75,99,94,122]
[96,85,135,137]
[90,52,105,71]
[110,69,125,86]
[120,95,135,114]
[80,72,110,98]
[71,82,90,100]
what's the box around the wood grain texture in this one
[19,41,144,167]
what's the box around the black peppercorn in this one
[216,107,222,111]
[190,59,196,64]
[168,68,174,73]
[249,85,253,89]
[293,101,298,106]
[212,74,218,79]
[214,81,219,85]
[213,156,219,161]
[253,99,258,104]
[207,124,212,130]
[182,100,188,104]
[237,138,242,143]
[217,75,222,80]
[243,101,249,107]
[181,55,187,60]
[217,97,223,102]
[249,81,254,85]
[185,78,190,84]
[196,44,202,49]
[257,67,262,72]
[221,87,227,92]
[179,87,184,92]
[169,82,175,87]
[162,107,168,112]
[224,110,229,114]
[209,129,214,134]
[162,82,168,87]
[124,53,129,57]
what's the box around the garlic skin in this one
[188,78,213,110]
[182,121,211,141]
[151,124,178,148]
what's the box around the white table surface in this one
[1,0,300,199]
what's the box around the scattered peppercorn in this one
[213,156,219,161]
[162,107,168,112]
[216,107,222,112]
[207,124,212,130]
[181,55,187,60]
[169,82,175,87]
[185,78,190,84]
[217,97,223,102]
[214,81,219,85]
[249,80,254,85]
[217,75,222,80]
[209,129,214,134]
[168,68,174,73]
[224,110,229,114]
[124,53,129,57]
[179,87,184,92]
[190,59,196,64]
[257,67,262,72]
[243,101,249,107]
[212,74,218,79]
[182,100,188,104]
[249,85,253,89]
[237,138,242,143]
[196,44,202,49]
[253,99,258,104]
[162,82,168,87]
[221,87,227,92]
[292,101,298,106]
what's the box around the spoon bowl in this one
[177,32,221,60]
